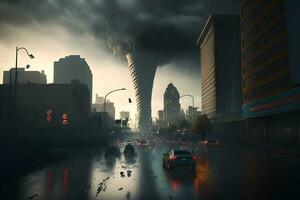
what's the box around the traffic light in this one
[46,110,53,123]
[62,113,69,125]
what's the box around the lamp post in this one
[180,94,195,121]
[13,46,34,120]
[103,88,126,113]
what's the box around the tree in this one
[191,114,212,138]
[179,119,191,130]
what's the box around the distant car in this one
[180,138,187,146]
[163,149,196,170]
[124,144,135,155]
[118,138,125,146]
[198,139,220,146]
[104,146,121,158]
[140,139,149,147]
[135,139,141,145]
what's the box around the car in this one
[180,138,187,146]
[135,139,141,145]
[124,144,135,154]
[140,139,149,147]
[118,138,125,146]
[163,149,196,170]
[104,146,121,158]
[198,139,220,147]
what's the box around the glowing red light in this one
[192,155,196,160]
[170,155,177,160]
[172,180,180,190]
[194,177,199,191]
[46,110,53,123]
[63,167,69,192]
[62,113,69,125]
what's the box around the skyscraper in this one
[197,15,242,121]
[3,68,47,84]
[54,55,92,104]
[241,0,300,118]
[240,0,300,144]
[163,83,181,125]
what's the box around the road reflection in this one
[3,140,300,200]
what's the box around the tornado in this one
[126,52,158,132]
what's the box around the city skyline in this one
[0,54,201,120]
[0,0,239,121]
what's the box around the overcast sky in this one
[0,0,239,121]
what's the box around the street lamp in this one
[103,88,126,113]
[180,94,195,120]
[13,46,34,119]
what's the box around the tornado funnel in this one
[126,52,158,132]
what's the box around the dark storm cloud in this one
[0,0,239,67]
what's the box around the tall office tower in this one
[197,15,242,121]
[54,55,92,104]
[3,68,47,84]
[126,52,158,132]
[163,83,181,125]
[241,0,300,118]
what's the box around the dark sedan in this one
[124,144,135,155]
[163,149,196,170]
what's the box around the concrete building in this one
[95,94,105,104]
[240,0,300,145]
[186,106,200,122]
[163,83,181,125]
[241,0,300,118]
[92,95,115,120]
[54,55,92,104]
[197,15,242,122]
[120,111,130,120]
[0,80,90,132]
[3,68,47,84]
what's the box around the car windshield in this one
[174,151,192,156]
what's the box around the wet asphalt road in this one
[2,139,300,200]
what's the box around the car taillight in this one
[192,156,196,160]
[170,155,177,160]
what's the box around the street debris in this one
[120,171,125,177]
[118,187,123,190]
[127,170,132,177]
[96,176,109,196]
